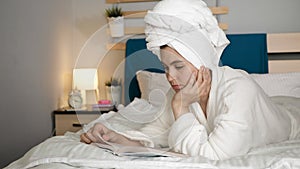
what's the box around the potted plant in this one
[105,78,122,106]
[105,5,124,37]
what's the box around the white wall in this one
[220,0,300,34]
[0,0,74,167]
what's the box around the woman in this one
[81,0,298,160]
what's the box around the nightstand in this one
[53,108,115,136]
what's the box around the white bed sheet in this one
[5,131,300,169]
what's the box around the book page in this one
[91,133,187,157]
[116,146,187,157]
[92,142,187,158]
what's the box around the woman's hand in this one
[80,123,142,146]
[172,66,212,119]
[80,123,116,144]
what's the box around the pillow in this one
[136,70,300,101]
[250,72,300,98]
[136,70,170,101]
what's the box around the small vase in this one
[107,16,124,37]
[106,85,122,106]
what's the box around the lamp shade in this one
[72,68,98,90]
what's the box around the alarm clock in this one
[68,90,83,109]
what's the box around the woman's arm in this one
[168,76,264,160]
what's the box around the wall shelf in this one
[123,7,229,18]
[106,0,159,3]
[106,43,126,50]
[107,27,145,35]
[124,11,147,19]
[267,33,300,53]
[107,24,227,37]
[210,6,229,15]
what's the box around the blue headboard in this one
[124,34,268,104]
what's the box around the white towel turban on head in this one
[144,0,230,69]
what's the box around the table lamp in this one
[72,68,98,107]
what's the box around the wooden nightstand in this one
[53,108,115,136]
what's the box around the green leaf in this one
[105,5,123,17]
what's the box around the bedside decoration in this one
[92,99,115,111]
[105,78,122,106]
[105,5,124,37]
[68,89,83,109]
[98,99,112,105]
[72,68,99,107]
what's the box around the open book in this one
[91,135,187,158]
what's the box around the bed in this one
[5,34,300,169]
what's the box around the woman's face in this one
[160,46,198,92]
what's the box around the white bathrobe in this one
[133,66,294,160]
[91,65,297,160]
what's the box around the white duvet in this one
[5,132,300,169]
[5,96,300,169]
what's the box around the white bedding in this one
[5,70,300,169]
[250,72,300,98]
[5,131,300,169]
[5,96,300,169]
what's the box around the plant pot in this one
[106,85,122,106]
[107,16,124,37]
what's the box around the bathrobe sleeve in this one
[100,91,175,149]
[108,103,173,148]
[138,107,173,148]
[104,105,173,148]
[136,90,175,148]
[168,78,264,160]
